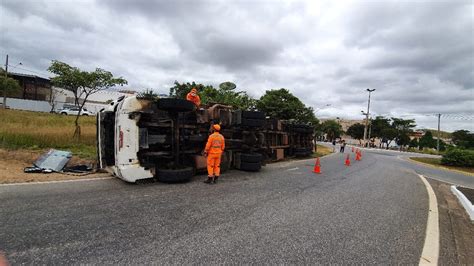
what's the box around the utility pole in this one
[367,115,372,147]
[363,88,376,147]
[2,54,8,109]
[437,113,441,152]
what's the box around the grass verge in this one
[313,144,333,158]
[410,157,474,175]
[0,109,97,160]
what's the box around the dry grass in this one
[0,109,97,159]
[410,157,474,175]
[0,149,110,184]
[313,144,333,157]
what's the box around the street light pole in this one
[2,54,8,109]
[363,88,376,147]
[437,113,441,152]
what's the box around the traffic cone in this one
[358,150,362,160]
[313,157,321,174]
[345,154,351,166]
[355,151,361,161]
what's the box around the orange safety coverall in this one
[186,92,201,107]
[205,132,225,177]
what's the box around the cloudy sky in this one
[1,0,473,131]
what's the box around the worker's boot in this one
[204,176,213,184]
[213,176,219,184]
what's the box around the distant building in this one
[7,72,51,101]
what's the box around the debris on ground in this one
[1,149,110,183]
[24,149,72,173]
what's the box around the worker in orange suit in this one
[203,124,225,184]
[186,87,201,108]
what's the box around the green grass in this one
[410,157,474,174]
[0,109,97,160]
[313,144,333,157]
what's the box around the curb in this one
[0,176,114,186]
[451,186,474,221]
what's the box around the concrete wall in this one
[4,97,108,114]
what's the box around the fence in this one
[4,98,108,114]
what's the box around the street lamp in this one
[363,88,375,147]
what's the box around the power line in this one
[8,65,50,77]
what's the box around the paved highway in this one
[1,148,470,264]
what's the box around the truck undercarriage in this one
[97,96,315,183]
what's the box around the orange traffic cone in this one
[313,157,321,174]
[358,150,362,160]
[345,154,351,166]
[355,151,361,161]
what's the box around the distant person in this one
[203,124,225,184]
[186,87,201,108]
[332,139,336,152]
[340,140,346,153]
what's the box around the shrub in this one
[441,149,474,167]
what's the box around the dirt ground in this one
[428,178,474,264]
[0,149,111,184]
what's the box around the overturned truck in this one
[97,96,315,183]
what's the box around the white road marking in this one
[417,174,439,265]
[0,176,114,186]
[287,167,299,171]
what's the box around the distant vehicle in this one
[58,107,94,116]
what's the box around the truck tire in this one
[241,118,265,128]
[220,160,230,173]
[239,162,261,172]
[156,167,194,183]
[158,98,195,112]
[240,153,262,163]
[242,110,266,120]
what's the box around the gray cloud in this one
[0,0,472,131]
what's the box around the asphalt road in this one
[2,148,465,264]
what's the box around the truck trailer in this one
[97,96,315,183]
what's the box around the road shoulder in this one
[427,178,474,265]
[407,157,474,177]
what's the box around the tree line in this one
[3,60,473,150]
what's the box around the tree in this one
[380,127,398,148]
[48,61,127,138]
[137,88,159,100]
[203,82,256,110]
[371,116,391,139]
[256,88,318,124]
[169,81,213,99]
[0,68,22,109]
[169,81,256,110]
[48,61,83,106]
[346,123,365,144]
[392,118,416,150]
[419,131,436,150]
[49,87,66,112]
[409,138,419,148]
[451,130,474,149]
[321,120,343,142]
